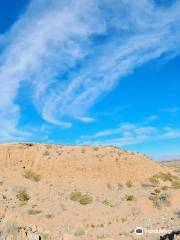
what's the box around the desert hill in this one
[0,143,179,240]
[0,143,170,184]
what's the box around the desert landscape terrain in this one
[0,143,179,240]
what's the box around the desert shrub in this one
[23,170,41,182]
[69,191,82,201]
[16,190,30,203]
[149,175,159,185]
[172,179,180,189]
[28,209,42,215]
[161,186,168,191]
[46,214,53,219]
[74,229,85,236]
[126,180,133,188]
[125,195,134,201]
[150,172,178,184]
[154,188,161,194]
[103,199,114,207]
[79,194,93,205]
[149,193,169,209]
[69,191,93,205]
[91,224,95,228]
[157,172,175,182]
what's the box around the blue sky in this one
[0,0,180,159]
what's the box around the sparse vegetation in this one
[149,192,170,209]
[103,199,114,207]
[74,229,85,236]
[126,180,133,188]
[161,185,168,191]
[172,179,180,189]
[23,169,41,182]
[28,209,42,215]
[149,175,159,185]
[79,194,93,205]
[154,188,161,194]
[69,191,93,205]
[125,195,134,201]
[69,191,82,201]
[16,190,30,203]
[149,172,178,185]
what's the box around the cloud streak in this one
[77,123,180,147]
[0,0,180,139]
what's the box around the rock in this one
[26,232,41,240]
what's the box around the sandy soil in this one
[0,143,179,240]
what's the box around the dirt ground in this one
[0,143,179,240]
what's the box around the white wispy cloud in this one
[77,123,180,147]
[0,0,180,140]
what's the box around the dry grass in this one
[126,180,133,188]
[172,179,180,189]
[28,209,42,215]
[23,170,41,182]
[103,199,114,207]
[16,190,30,203]
[149,192,169,209]
[125,195,134,201]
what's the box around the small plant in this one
[74,229,85,236]
[91,224,95,228]
[154,188,161,194]
[161,186,168,191]
[23,170,41,182]
[103,199,114,207]
[149,172,178,185]
[69,191,93,205]
[79,194,93,205]
[16,190,30,203]
[157,172,175,182]
[126,180,133,188]
[69,191,82,201]
[46,214,53,219]
[149,175,159,185]
[125,195,134,201]
[28,209,42,215]
[172,179,180,189]
[149,193,169,209]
